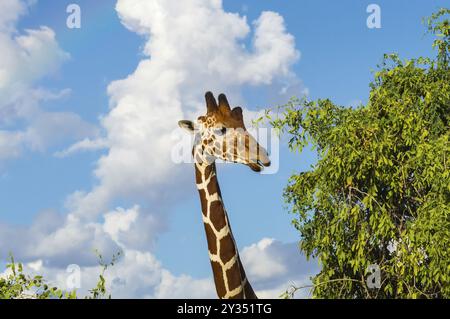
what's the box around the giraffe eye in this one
[215,127,227,136]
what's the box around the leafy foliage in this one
[0,251,120,299]
[87,250,122,299]
[0,254,75,299]
[264,9,450,298]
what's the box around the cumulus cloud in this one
[0,0,97,162]
[242,238,319,298]
[63,0,300,217]
[0,207,213,298]
[153,271,215,299]
[102,205,166,251]
[54,138,108,158]
[0,130,23,160]
[16,249,216,299]
[1,0,311,298]
[0,211,120,268]
[0,0,27,32]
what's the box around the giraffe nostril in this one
[257,159,271,167]
[257,151,271,167]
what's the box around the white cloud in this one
[153,271,215,299]
[0,210,120,268]
[0,0,27,32]
[54,137,108,158]
[241,238,318,298]
[238,11,299,85]
[0,0,96,162]
[103,206,139,242]
[0,25,68,102]
[27,259,43,272]
[242,238,287,280]
[102,205,166,250]
[14,26,69,83]
[1,0,311,298]
[22,248,215,299]
[0,130,24,160]
[24,111,98,152]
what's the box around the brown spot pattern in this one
[204,223,217,255]
[198,189,208,216]
[211,261,226,298]
[209,201,227,232]
[219,233,236,264]
[226,262,243,293]
[207,176,219,194]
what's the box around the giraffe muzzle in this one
[247,146,271,172]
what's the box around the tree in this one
[263,9,449,298]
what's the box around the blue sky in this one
[0,0,447,298]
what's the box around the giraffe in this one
[178,92,271,299]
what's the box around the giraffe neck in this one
[195,161,257,299]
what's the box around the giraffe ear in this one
[178,120,196,134]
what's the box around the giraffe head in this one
[178,92,271,172]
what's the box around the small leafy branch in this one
[0,250,122,299]
[424,8,450,69]
[0,253,75,299]
[87,249,122,299]
[280,278,368,299]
